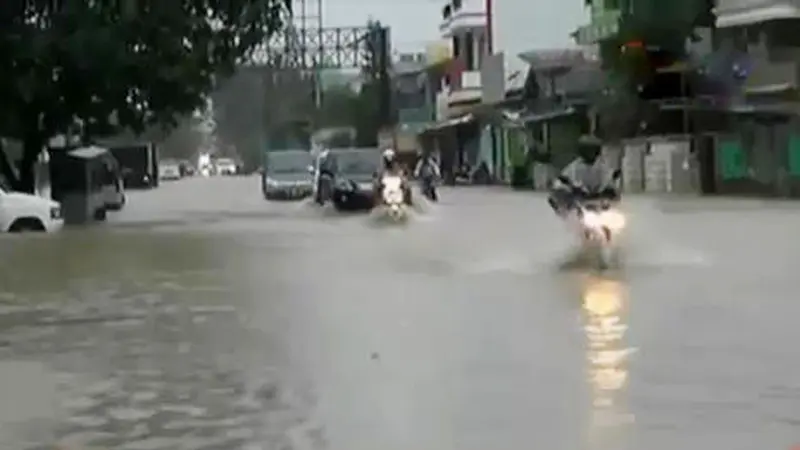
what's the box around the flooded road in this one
[1,175,800,450]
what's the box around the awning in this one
[419,113,474,133]
[744,82,795,96]
[715,5,800,28]
[725,102,797,115]
[499,107,577,126]
[518,106,576,124]
[68,146,109,159]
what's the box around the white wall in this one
[491,0,587,77]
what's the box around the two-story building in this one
[415,0,489,183]
[712,0,800,196]
[439,0,488,110]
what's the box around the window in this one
[745,25,761,45]
[464,32,474,70]
[765,20,800,48]
[636,49,688,101]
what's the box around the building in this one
[391,53,437,158]
[438,0,488,111]
[413,0,490,184]
[468,0,586,186]
[711,1,800,196]
[518,50,601,187]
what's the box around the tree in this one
[0,0,289,192]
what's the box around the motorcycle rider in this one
[413,151,440,200]
[315,147,338,204]
[375,148,412,205]
[548,135,620,217]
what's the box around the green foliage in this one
[0,0,289,191]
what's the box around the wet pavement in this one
[1,175,800,450]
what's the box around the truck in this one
[108,143,159,189]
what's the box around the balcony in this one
[446,70,482,104]
[715,0,800,27]
[439,0,486,38]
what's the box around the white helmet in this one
[382,148,396,161]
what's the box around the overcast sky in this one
[293,0,584,53]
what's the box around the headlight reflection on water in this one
[581,275,636,432]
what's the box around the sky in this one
[296,0,587,54]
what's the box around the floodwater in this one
[1,176,800,450]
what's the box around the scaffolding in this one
[211,0,391,163]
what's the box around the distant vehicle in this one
[109,143,159,189]
[313,148,381,212]
[197,153,211,176]
[215,158,237,175]
[0,178,63,233]
[49,146,110,223]
[159,160,182,180]
[178,160,195,177]
[262,150,313,200]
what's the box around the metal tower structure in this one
[213,0,392,159]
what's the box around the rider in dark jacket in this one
[548,135,620,216]
[414,151,440,199]
[315,148,338,204]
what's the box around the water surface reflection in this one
[581,275,636,447]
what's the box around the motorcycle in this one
[554,171,624,269]
[378,174,409,221]
[421,176,438,201]
[574,199,626,269]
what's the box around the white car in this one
[0,185,64,232]
[159,162,181,180]
[215,158,237,175]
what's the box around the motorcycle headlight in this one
[383,187,404,204]
[581,211,601,229]
[600,210,626,231]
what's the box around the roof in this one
[419,113,474,133]
[68,146,108,159]
[517,48,585,72]
[534,60,603,97]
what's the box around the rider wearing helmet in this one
[548,135,619,216]
[381,148,400,174]
[375,148,411,204]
